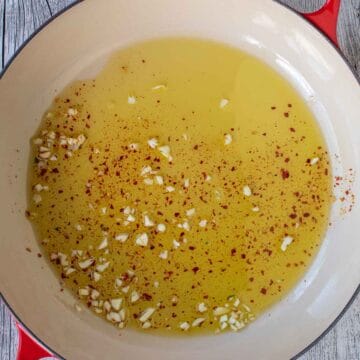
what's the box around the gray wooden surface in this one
[0,0,359,359]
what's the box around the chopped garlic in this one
[213,307,230,316]
[78,258,94,269]
[178,221,190,231]
[103,301,111,312]
[75,224,82,231]
[179,322,190,331]
[243,185,252,197]
[197,302,208,313]
[127,269,135,278]
[252,206,259,212]
[93,272,101,282]
[96,261,110,273]
[166,186,175,193]
[224,133,232,145]
[39,151,51,159]
[98,237,108,250]
[310,157,319,165]
[199,219,207,228]
[159,250,168,260]
[219,314,228,323]
[123,206,132,215]
[115,278,123,287]
[107,312,121,323]
[173,239,181,249]
[58,253,68,267]
[192,318,205,327]
[122,286,130,294]
[157,223,166,233]
[110,298,122,311]
[90,289,100,300]
[135,233,149,247]
[220,322,228,330]
[139,308,156,322]
[219,98,229,108]
[183,178,190,188]
[119,309,126,321]
[141,165,153,176]
[144,178,154,185]
[130,291,140,303]
[126,214,136,222]
[144,215,154,227]
[34,184,43,192]
[128,143,139,151]
[115,233,129,242]
[186,208,196,217]
[33,194,42,204]
[147,138,158,148]
[281,235,293,251]
[128,95,136,104]
[78,288,89,297]
[158,145,173,161]
[155,175,164,185]
[67,108,78,116]
[151,84,166,90]
[65,267,76,276]
[142,321,152,329]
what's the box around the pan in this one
[0,0,359,359]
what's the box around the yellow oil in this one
[27,38,332,334]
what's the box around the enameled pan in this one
[0,0,359,359]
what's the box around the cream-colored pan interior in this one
[0,1,359,359]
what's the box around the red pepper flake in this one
[231,248,236,256]
[283,112,289,118]
[192,267,200,274]
[289,127,295,132]
[271,106,276,110]
[142,293,152,301]
[260,288,267,295]
[288,103,292,108]
[281,169,290,179]
[289,213,297,219]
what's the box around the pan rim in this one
[0,0,359,359]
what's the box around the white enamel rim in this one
[0,1,359,359]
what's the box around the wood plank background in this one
[0,0,359,359]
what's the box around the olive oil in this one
[28,38,332,334]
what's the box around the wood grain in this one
[0,1,359,359]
